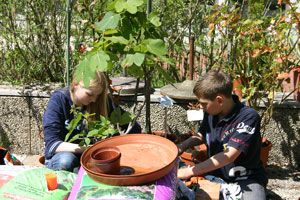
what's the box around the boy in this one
[177,68,267,199]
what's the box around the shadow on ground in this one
[266,165,300,181]
[265,164,300,200]
[266,189,282,200]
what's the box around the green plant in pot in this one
[205,0,300,167]
[65,106,135,147]
[73,0,175,135]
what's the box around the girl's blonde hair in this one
[70,70,108,121]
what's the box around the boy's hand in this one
[176,142,187,156]
[191,149,202,163]
[178,167,194,180]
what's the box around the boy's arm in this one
[178,146,241,180]
[177,134,204,155]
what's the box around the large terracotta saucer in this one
[81,134,178,186]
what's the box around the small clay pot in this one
[180,144,207,166]
[39,155,45,165]
[261,138,272,168]
[90,146,121,175]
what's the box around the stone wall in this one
[0,85,299,167]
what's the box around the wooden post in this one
[189,36,195,80]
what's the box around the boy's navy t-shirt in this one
[199,95,268,186]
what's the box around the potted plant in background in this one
[179,102,207,166]
[205,0,300,167]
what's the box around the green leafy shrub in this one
[0,0,67,84]
[206,0,300,133]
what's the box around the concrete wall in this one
[0,85,299,168]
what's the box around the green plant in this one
[0,0,115,85]
[205,0,300,134]
[73,0,176,134]
[0,0,215,85]
[65,107,135,147]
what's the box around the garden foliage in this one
[205,0,300,133]
[0,0,216,85]
[0,1,67,84]
[65,107,135,147]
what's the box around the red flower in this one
[79,46,87,54]
[277,0,282,5]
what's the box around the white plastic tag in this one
[187,109,204,121]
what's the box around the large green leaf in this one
[101,129,116,137]
[106,1,117,10]
[75,54,96,88]
[115,0,126,12]
[95,11,120,32]
[75,51,111,88]
[121,54,134,67]
[87,129,99,138]
[128,0,143,7]
[127,64,144,78]
[134,44,148,53]
[110,107,135,126]
[127,2,138,14]
[105,36,129,44]
[90,51,110,72]
[132,52,145,66]
[65,113,83,142]
[100,115,110,125]
[115,0,143,14]
[149,12,161,27]
[122,53,145,67]
[119,111,135,125]
[119,17,132,39]
[144,39,167,57]
[84,138,91,146]
[69,133,82,143]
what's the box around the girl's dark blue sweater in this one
[42,87,141,160]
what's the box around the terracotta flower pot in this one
[181,150,195,166]
[181,144,207,166]
[90,146,121,175]
[261,138,272,168]
[81,134,178,186]
[233,78,243,100]
[39,155,45,165]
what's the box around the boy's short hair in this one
[193,68,233,100]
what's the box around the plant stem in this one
[144,65,152,134]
